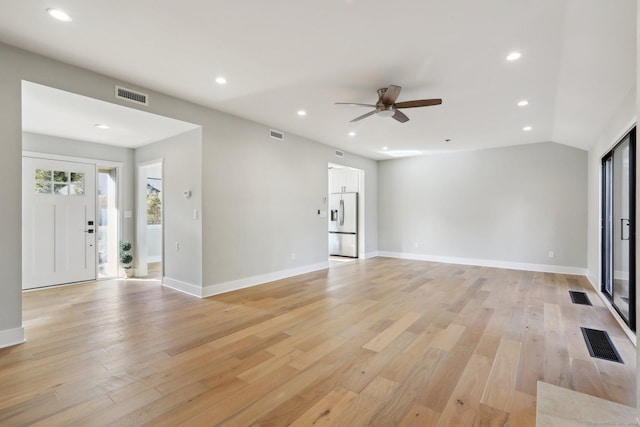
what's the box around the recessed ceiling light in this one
[348,131,356,137]
[382,146,388,151]
[94,124,110,129]
[506,52,521,61]
[517,100,529,107]
[47,8,72,22]
[523,126,532,131]
[297,110,307,116]
[215,76,227,85]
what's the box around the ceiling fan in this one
[336,85,442,123]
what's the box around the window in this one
[35,168,85,196]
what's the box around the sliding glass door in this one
[601,127,635,330]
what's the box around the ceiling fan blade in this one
[335,102,377,108]
[392,110,410,123]
[395,98,443,109]
[350,110,377,122]
[382,85,402,104]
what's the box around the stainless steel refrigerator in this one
[329,192,358,258]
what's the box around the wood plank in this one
[362,311,422,352]
[288,386,358,426]
[480,338,522,412]
[436,354,493,427]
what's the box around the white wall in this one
[201,119,378,294]
[0,42,378,334]
[378,142,588,271]
[136,129,202,290]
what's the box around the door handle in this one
[621,218,630,240]
[339,199,344,226]
[84,229,94,234]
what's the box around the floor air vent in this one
[580,327,623,363]
[115,86,149,106]
[569,291,592,306]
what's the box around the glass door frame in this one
[601,127,636,331]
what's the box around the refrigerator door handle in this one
[339,199,344,226]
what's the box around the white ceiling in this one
[22,81,200,147]
[1,1,636,159]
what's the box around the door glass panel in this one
[54,183,69,195]
[603,157,613,296]
[612,137,631,321]
[97,167,118,278]
[54,170,67,182]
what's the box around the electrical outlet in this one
[291,253,296,260]
[548,251,554,258]
[414,242,419,248]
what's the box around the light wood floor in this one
[1,258,635,426]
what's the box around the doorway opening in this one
[601,126,636,331]
[137,160,163,278]
[328,163,365,265]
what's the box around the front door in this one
[22,157,97,289]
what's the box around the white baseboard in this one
[203,261,330,298]
[0,326,25,349]
[364,251,379,259]
[585,272,636,346]
[376,251,587,275]
[162,277,203,298]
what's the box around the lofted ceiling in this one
[0,0,636,159]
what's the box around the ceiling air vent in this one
[115,85,149,106]
[270,129,284,140]
[335,150,344,158]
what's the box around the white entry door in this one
[22,157,97,289]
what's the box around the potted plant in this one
[120,240,133,278]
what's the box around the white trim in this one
[162,276,202,298]
[364,251,380,259]
[203,261,329,298]
[586,272,637,346]
[376,251,587,275]
[22,150,122,167]
[0,327,25,349]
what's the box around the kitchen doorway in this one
[328,163,365,263]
